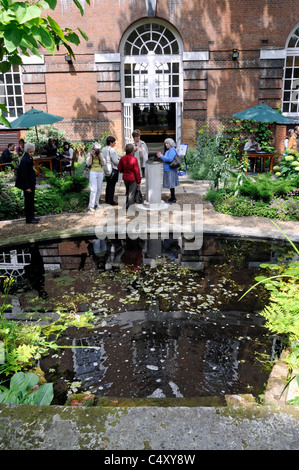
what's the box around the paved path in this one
[1,176,299,245]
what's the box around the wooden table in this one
[33,156,56,183]
[242,151,274,173]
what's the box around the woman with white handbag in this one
[86,142,104,213]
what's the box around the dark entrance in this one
[133,102,176,154]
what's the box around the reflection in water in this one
[41,309,273,402]
[1,235,296,402]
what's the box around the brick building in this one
[3,0,299,154]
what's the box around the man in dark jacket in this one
[16,142,39,224]
[0,143,15,164]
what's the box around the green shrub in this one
[0,184,22,219]
[25,125,66,152]
[274,150,299,179]
[238,175,273,202]
[204,188,225,204]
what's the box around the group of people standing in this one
[86,130,180,211]
[9,128,180,224]
[285,125,299,152]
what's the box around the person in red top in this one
[118,143,141,208]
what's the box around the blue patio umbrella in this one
[10,108,64,153]
[10,107,64,128]
[233,103,291,123]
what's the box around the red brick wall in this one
[20,0,299,149]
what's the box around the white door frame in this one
[120,19,183,147]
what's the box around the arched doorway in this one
[282,24,299,115]
[120,19,183,153]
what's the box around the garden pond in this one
[1,234,297,405]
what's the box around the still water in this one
[1,235,296,403]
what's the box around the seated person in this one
[42,138,57,157]
[244,134,261,153]
[0,143,15,166]
[244,134,262,172]
[55,141,73,172]
[16,138,25,157]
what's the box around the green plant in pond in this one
[0,371,53,405]
[0,276,96,376]
[240,222,299,395]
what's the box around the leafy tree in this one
[0,0,89,125]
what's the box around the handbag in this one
[103,149,112,177]
[135,188,143,204]
[169,151,182,169]
[83,165,90,179]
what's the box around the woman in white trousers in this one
[86,142,104,212]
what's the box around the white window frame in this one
[120,19,183,105]
[282,25,299,116]
[0,65,25,121]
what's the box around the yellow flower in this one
[273,165,280,171]
[275,172,281,176]
[285,155,294,161]
[295,167,299,171]
[291,161,299,166]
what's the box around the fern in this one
[259,282,299,341]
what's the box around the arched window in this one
[282,26,299,114]
[121,20,182,103]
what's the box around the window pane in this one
[284,91,290,101]
[124,43,132,55]
[288,37,297,48]
[172,75,179,86]
[284,79,291,90]
[173,87,179,97]
[0,66,24,120]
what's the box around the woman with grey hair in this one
[86,142,104,212]
[16,142,39,224]
[157,138,179,203]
